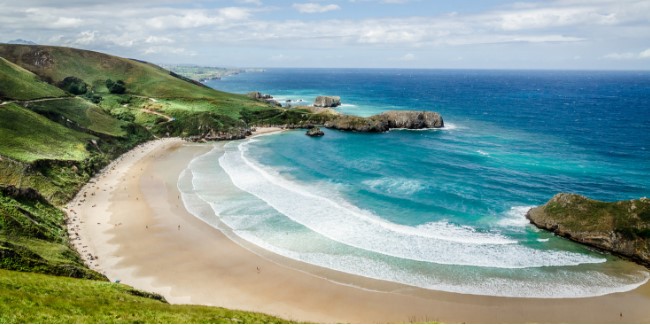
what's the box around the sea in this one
[179,69,650,298]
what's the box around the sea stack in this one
[314,96,341,108]
[306,126,325,137]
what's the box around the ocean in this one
[179,69,650,298]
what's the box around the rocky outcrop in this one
[314,96,341,108]
[527,193,650,268]
[186,127,252,142]
[247,91,281,106]
[324,110,444,132]
[306,126,324,137]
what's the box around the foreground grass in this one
[0,269,292,324]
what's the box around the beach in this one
[67,135,650,324]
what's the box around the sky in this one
[1,0,649,69]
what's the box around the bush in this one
[57,76,88,95]
[106,79,126,94]
[82,92,102,104]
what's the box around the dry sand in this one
[68,137,650,324]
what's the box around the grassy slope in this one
[27,97,129,138]
[0,57,67,100]
[0,191,103,280]
[0,103,95,163]
[0,44,296,322]
[0,269,291,324]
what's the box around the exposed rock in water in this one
[314,96,341,108]
[527,193,650,268]
[324,110,444,132]
[306,126,324,137]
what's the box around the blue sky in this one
[1,0,649,69]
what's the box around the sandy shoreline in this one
[68,135,650,323]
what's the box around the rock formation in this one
[247,91,281,106]
[314,96,341,108]
[527,193,650,267]
[324,110,444,132]
[306,126,324,137]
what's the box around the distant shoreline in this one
[65,135,650,323]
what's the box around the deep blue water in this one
[180,69,650,297]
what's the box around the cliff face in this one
[527,193,650,267]
[324,110,444,132]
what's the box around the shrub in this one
[106,79,126,94]
[57,76,88,95]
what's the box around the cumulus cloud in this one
[292,3,341,14]
[1,0,649,67]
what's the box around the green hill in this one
[0,43,305,323]
[0,103,96,163]
[0,57,67,100]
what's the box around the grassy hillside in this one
[0,43,305,323]
[26,98,129,138]
[0,57,67,100]
[0,269,291,324]
[0,44,253,101]
[0,103,96,163]
[0,188,103,280]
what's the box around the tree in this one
[106,79,126,94]
[57,76,88,95]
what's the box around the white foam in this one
[231,229,650,298]
[363,177,425,196]
[477,150,490,156]
[179,144,649,298]
[497,206,535,228]
[340,103,357,107]
[218,139,606,269]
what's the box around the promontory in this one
[527,193,650,267]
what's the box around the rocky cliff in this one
[527,193,650,267]
[324,110,444,132]
[314,96,341,108]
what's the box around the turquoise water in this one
[180,69,650,297]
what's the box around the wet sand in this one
[68,137,650,323]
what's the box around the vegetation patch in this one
[0,269,292,324]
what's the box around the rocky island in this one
[314,95,341,108]
[324,110,444,132]
[527,193,650,268]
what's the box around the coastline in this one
[68,136,650,323]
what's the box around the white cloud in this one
[145,36,174,44]
[394,53,415,61]
[292,3,340,14]
[237,0,262,5]
[640,48,650,58]
[143,46,196,56]
[604,48,650,60]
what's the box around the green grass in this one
[0,269,292,324]
[0,44,254,101]
[542,194,650,240]
[0,57,67,101]
[26,97,129,138]
[0,191,103,280]
[0,104,95,163]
